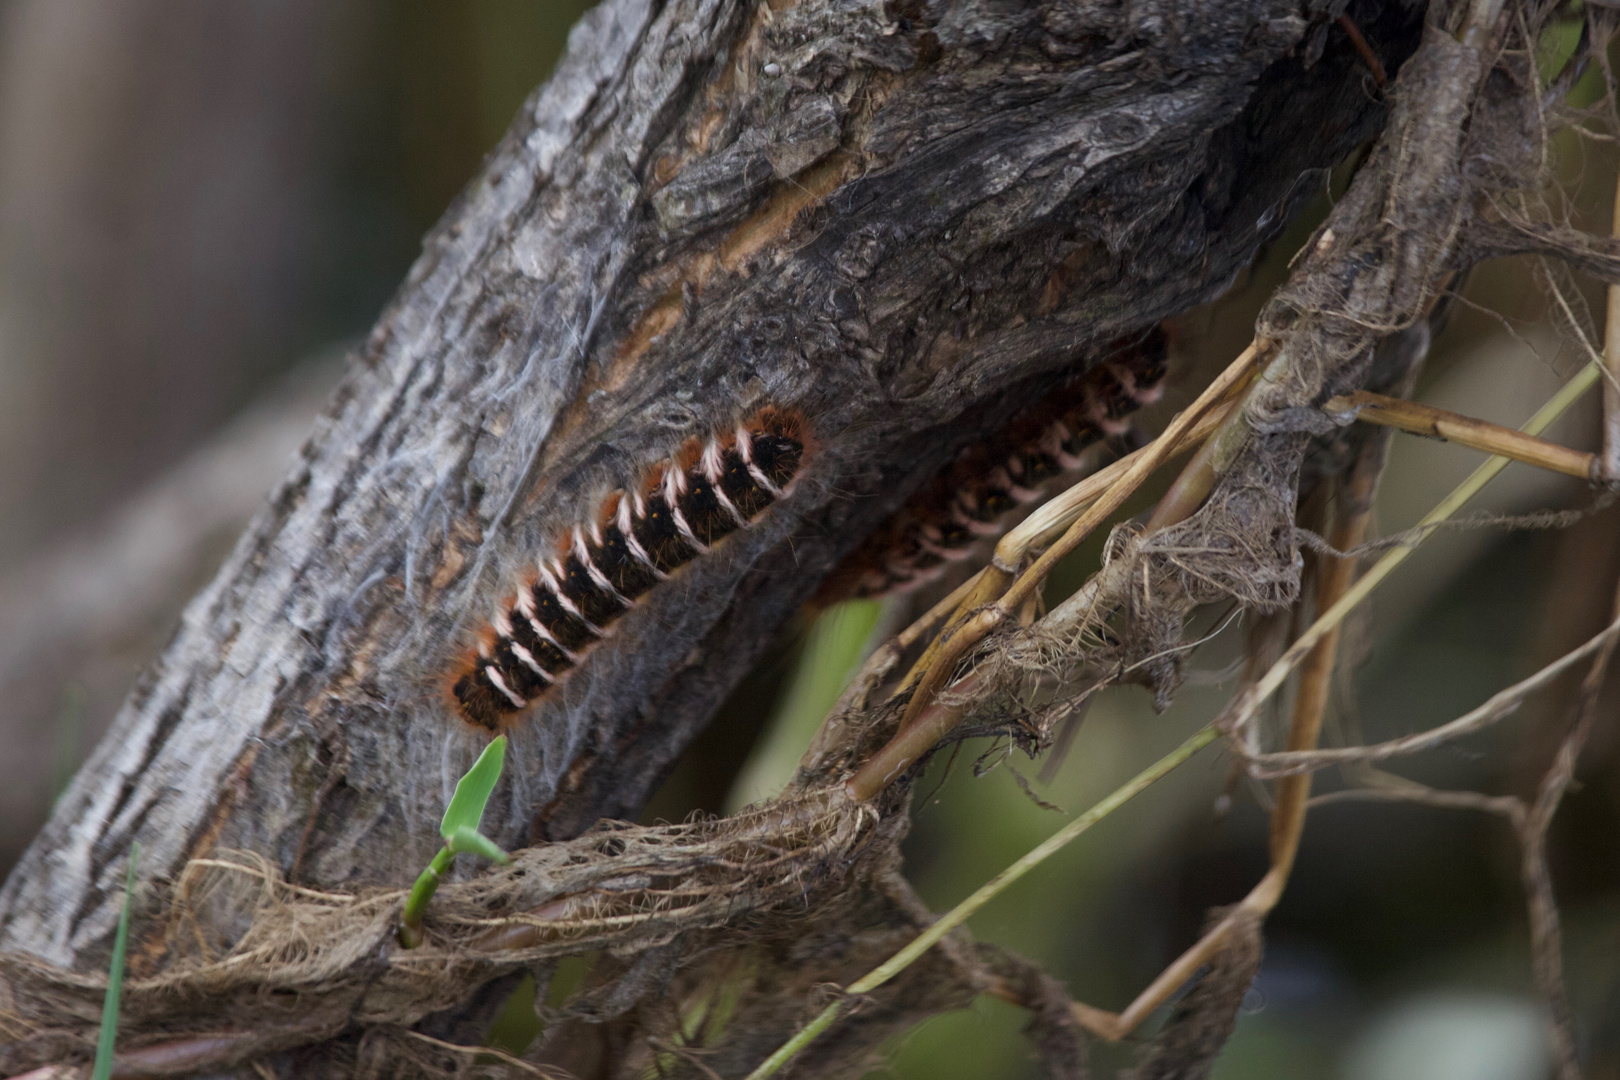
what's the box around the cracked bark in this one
[0,0,1422,976]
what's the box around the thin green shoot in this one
[743,724,1219,1080]
[399,736,511,947]
[91,842,140,1080]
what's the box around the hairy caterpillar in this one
[821,331,1169,601]
[450,407,807,733]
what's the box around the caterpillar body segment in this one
[450,408,807,733]
[823,332,1169,601]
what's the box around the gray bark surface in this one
[0,0,1421,969]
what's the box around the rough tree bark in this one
[0,0,1421,998]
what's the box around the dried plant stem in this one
[888,396,1242,703]
[401,1031,562,1077]
[996,391,1248,564]
[848,672,987,800]
[1141,416,1226,534]
[1048,351,1601,1045]
[817,572,991,734]
[109,1031,268,1078]
[1521,578,1620,1080]
[1068,439,1379,1041]
[996,343,1260,601]
[1266,458,1375,873]
[1604,170,1620,480]
[888,577,1007,702]
[899,572,986,651]
[1249,616,1620,776]
[876,345,1262,755]
[1325,390,1597,479]
[1302,580,1619,1080]
[746,723,1219,1080]
[851,349,1259,801]
[1306,781,1523,815]
[1227,359,1604,741]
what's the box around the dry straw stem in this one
[400,1030,562,1078]
[1141,409,1230,534]
[850,348,1286,802]
[1518,576,1620,1080]
[1067,439,1381,1042]
[1324,389,1597,479]
[1251,612,1620,777]
[864,344,1260,795]
[745,722,1219,1080]
[802,569,991,757]
[1224,358,1605,748]
[993,341,1261,612]
[1299,577,1620,1080]
[899,571,988,652]
[851,345,1268,802]
[886,381,1248,705]
[1606,168,1620,479]
[995,369,1254,565]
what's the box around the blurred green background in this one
[0,3,1615,1077]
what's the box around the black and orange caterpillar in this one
[823,331,1169,600]
[450,407,807,733]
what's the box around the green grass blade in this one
[91,842,140,1080]
[440,735,507,838]
[727,600,885,812]
[743,724,1218,1080]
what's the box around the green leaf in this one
[440,735,507,839]
[726,599,884,813]
[91,843,139,1080]
[446,825,511,864]
[1535,3,1584,88]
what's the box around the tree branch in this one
[0,0,1421,985]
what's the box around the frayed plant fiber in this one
[0,787,876,1076]
[0,776,1035,1080]
[977,5,1591,729]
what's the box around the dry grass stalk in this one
[849,352,1258,801]
[885,363,1254,706]
[1247,614,1620,777]
[1293,574,1620,1080]
[1606,171,1620,479]
[1065,435,1380,1042]
[1324,390,1597,479]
